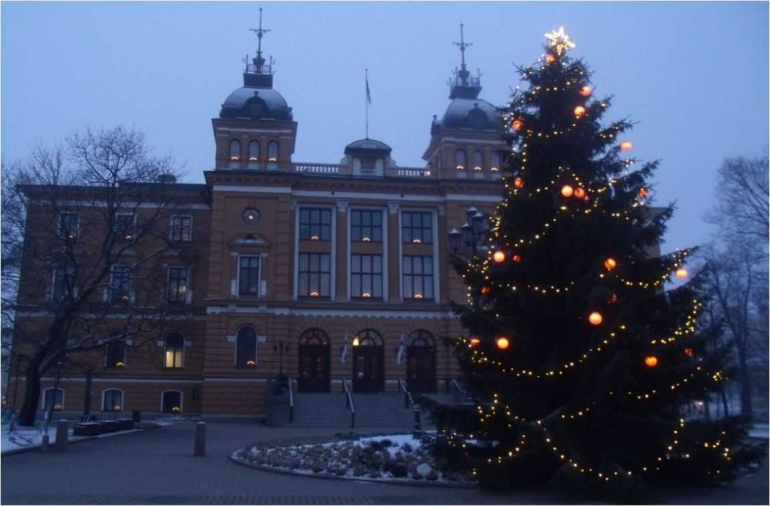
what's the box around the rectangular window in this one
[43,389,64,411]
[53,264,76,300]
[60,212,79,239]
[351,210,383,242]
[298,253,331,298]
[167,267,189,303]
[351,254,383,299]
[238,256,261,296]
[102,390,123,411]
[105,341,126,368]
[402,256,434,300]
[169,215,192,242]
[299,208,332,241]
[115,214,135,240]
[401,211,433,244]
[110,265,132,302]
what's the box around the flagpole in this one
[365,69,369,139]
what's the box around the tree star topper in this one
[545,26,576,55]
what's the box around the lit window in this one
[238,257,261,296]
[268,141,279,162]
[298,253,331,298]
[60,212,79,240]
[162,391,182,413]
[351,210,382,242]
[473,150,484,171]
[248,140,260,161]
[241,208,261,225]
[110,266,132,302]
[402,256,434,300]
[351,254,383,300]
[229,139,241,161]
[299,208,332,241]
[169,215,192,242]
[401,211,433,244]
[491,152,501,172]
[114,214,135,241]
[42,388,64,411]
[235,326,257,367]
[164,333,184,368]
[455,150,466,170]
[53,263,76,301]
[102,389,123,412]
[167,267,188,304]
[105,333,127,368]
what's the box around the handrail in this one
[451,379,467,404]
[398,379,416,410]
[288,376,294,423]
[342,378,355,429]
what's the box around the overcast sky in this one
[2,2,767,253]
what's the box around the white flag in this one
[396,329,406,365]
[341,333,349,364]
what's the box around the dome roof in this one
[440,98,502,132]
[344,138,392,155]
[220,87,293,121]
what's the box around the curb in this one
[228,455,476,489]
[1,426,157,457]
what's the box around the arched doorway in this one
[298,329,331,392]
[406,330,436,393]
[352,329,384,393]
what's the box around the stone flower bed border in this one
[229,432,475,489]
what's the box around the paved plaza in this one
[1,423,767,505]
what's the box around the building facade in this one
[8,27,508,419]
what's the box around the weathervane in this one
[249,8,271,72]
[545,26,576,55]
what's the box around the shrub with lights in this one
[422,27,765,500]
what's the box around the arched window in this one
[473,151,484,171]
[491,152,501,172]
[352,329,383,347]
[299,328,329,346]
[229,139,241,161]
[408,330,435,347]
[235,326,257,366]
[267,141,279,162]
[165,333,184,368]
[41,388,64,411]
[455,150,466,170]
[161,390,182,413]
[105,332,126,368]
[248,140,260,161]
[102,389,123,412]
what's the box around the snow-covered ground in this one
[1,426,86,454]
[232,433,473,485]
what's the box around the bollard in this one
[54,419,69,452]
[413,408,421,432]
[132,410,142,423]
[194,421,206,457]
[41,434,50,452]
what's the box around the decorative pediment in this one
[230,233,271,248]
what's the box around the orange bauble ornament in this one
[639,188,649,198]
[583,195,590,202]
[588,312,603,325]
[512,254,522,263]
[481,286,491,295]
[609,293,619,304]
[545,54,556,64]
[512,119,524,131]
[645,356,659,368]
[684,347,694,358]
[561,185,574,197]
[574,187,586,199]
[580,85,593,96]
[676,268,688,279]
[574,105,586,118]
[493,251,506,263]
[620,141,633,151]
[469,338,481,347]
[604,258,617,270]
[496,336,510,350]
[514,177,525,188]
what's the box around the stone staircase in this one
[289,391,428,429]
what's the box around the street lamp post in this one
[448,205,490,306]
[273,342,289,381]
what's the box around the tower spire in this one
[452,23,472,86]
[249,8,271,73]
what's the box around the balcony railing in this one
[396,167,435,178]
[293,163,341,174]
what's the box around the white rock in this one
[416,463,432,476]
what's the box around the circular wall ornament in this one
[241,208,261,225]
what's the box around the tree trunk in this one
[737,345,754,418]
[18,366,41,427]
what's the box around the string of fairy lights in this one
[447,26,732,482]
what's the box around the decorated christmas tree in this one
[423,28,765,499]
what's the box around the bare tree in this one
[2,126,187,426]
[705,153,769,249]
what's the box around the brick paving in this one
[1,422,767,505]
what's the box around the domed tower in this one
[422,24,504,180]
[213,9,297,171]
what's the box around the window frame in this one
[297,252,332,299]
[473,150,484,171]
[455,149,467,170]
[238,256,262,297]
[53,263,77,301]
[402,255,435,301]
[114,213,136,241]
[401,211,433,245]
[41,388,65,411]
[166,266,189,304]
[110,265,133,303]
[102,389,124,412]
[248,140,260,161]
[267,140,279,162]
[104,333,127,368]
[169,215,193,242]
[59,212,80,239]
[229,139,241,161]
[350,210,383,243]
[299,208,332,241]
[350,254,383,300]
[160,390,183,413]
[164,333,185,369]
[235,326,258,367]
